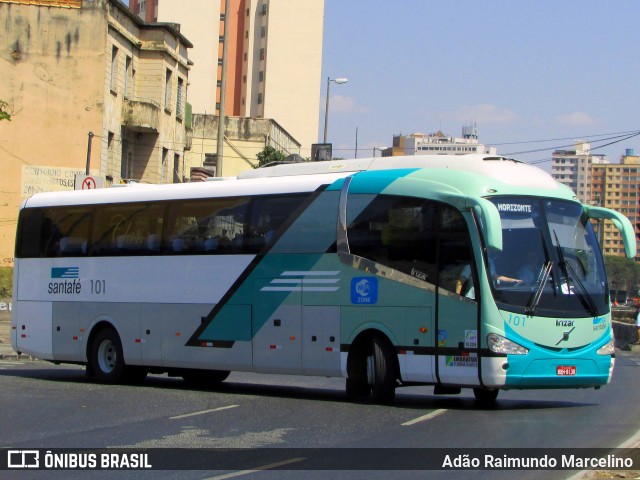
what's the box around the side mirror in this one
[584,205,637,259]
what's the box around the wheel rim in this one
[97,339,117,374]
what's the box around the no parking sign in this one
[75,175,104,190]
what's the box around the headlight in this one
[597,338,615,355]
[487,333,529,355]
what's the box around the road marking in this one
[0,361,26,368]
[401,408,447,426]
[170,404,239,420]
[202,457,306,480]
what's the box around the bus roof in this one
[21,155,574,209]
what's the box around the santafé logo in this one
[49,267,82,295]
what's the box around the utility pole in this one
[216,0,231,177]
[85,131,94,175]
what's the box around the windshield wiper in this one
[552,230,598,316]
[525,261,553,316]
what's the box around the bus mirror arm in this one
[470,198,503,253]
[584,205,637,259]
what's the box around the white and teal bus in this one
[12,155,637,404]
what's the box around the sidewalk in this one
[0,314,18,359]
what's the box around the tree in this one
[0,100,11,122]
[604,255,640,302]
[255,145,286,168]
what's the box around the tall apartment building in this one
[551,141,608,204]
[130,0,324,157]
[387,126,496,157]
[591,151,640,260]
[0,0,192,263]
[552,143,640,260]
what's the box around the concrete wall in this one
[0,0,192,262]
[0,0,108,263]
[187,114,300,177]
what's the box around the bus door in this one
[434,207,481,387]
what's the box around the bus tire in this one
[89,327,126,384]
[346,377,370,398]
[181,369,230,387]
[367,336,396,405]
[473,388,499,405]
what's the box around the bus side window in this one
[91,204,164,256]
[248,194,306,253]
[16,208,45,258]
[164,197,249,254]
[44,207,92,257]
[347,195,438,283]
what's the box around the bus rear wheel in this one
[473,388,499,405]
[89,327,126,384]
[367,336,397,405]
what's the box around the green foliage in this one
[604,255,640,297]
[255,145,286,168]
[0,267,12,298]
[0,100,11,122]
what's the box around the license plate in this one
[556,366,576,376]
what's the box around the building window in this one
[121,139,132,180]
[176,77,184,119]
[107,131,115,170]
[259,48,265,61]
[261,26,266,38]
[110,46,118,91]
[258,71,264,82]
[164,68,172,110]
[173,153,181,183]
[124,56,132,97]
[161,148,168,183]
[257,93,263,104]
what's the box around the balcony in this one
[121,97,161,132]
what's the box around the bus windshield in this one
[487,197,608,318]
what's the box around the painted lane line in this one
[202,457,306,480]
[401,408,447,426]
[170,404,239,420]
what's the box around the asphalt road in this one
[1,348,639,480]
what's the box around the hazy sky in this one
[319,0,640,167]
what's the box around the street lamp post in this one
[323,77,348,144]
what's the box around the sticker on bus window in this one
[351,277,378,305]
[437,330,447,347]
[464,330,478,349]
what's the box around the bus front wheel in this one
[367,336,396,405]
